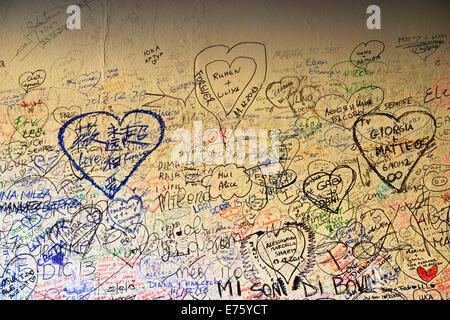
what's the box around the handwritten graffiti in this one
[0,0,448,301]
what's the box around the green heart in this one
[7,102,49,142]
[295,115,321,137]
[306,198,355,238]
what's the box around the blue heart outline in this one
[33,149,61,174]
[107,195,143,233]
[76,71,102,96]
[58,110,165,200]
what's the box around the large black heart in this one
[58,110,165,199]
[353,111,436,190]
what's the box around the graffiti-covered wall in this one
[0,0,449,301]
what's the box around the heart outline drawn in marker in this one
[256,227,304,283]
[303,165,356,213]
[58,110,165,199]
[128,176,170,214]
[413,288,442,300]
[75,71,101,95]
[349,40,385,69]
[33,149,61,174]
[52,206,103,256]
[0,254,38,300]
[19,69,46,93]
[353,110,436,190]
[108,195,143,233]
[53,105,82,126]
[194,42,267,130]
[7,101,50,141]
[295,115,321,137]
[278,136,301,171]
[102,223,149,267]
[266,76,301,109]
[205,57,257,116]
[324,126,354,152]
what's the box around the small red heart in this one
[417,265,438,281]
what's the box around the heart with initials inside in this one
[58,110,165,199]
[295,115,321,137]
[353,110,436,190]
[7,101,49,141]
